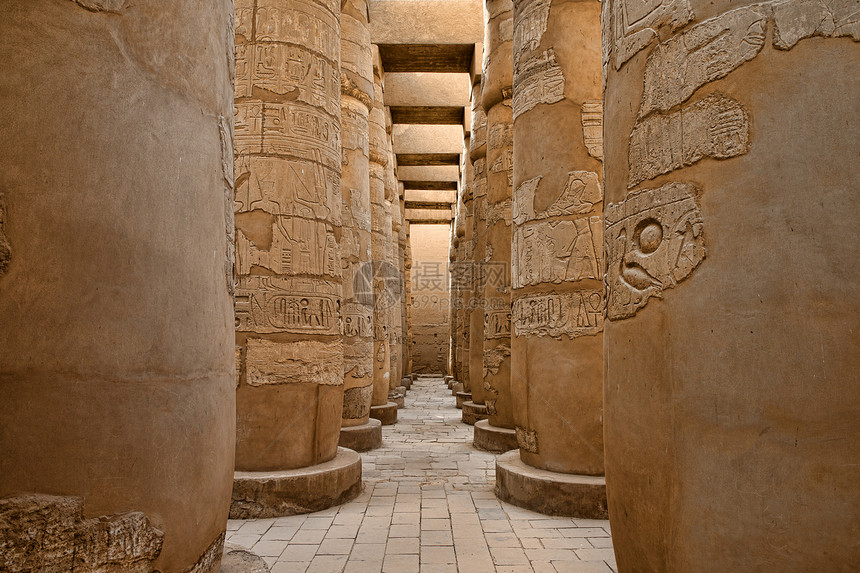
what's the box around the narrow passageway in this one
[226,377,616,573]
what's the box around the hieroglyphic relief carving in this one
[513,290,604,337]
[245,338,344,386]
[516,427,539,453]
[262,102,341,170]
[342,385,373,419]
[489,122,514,151]
[236,276,341,334]
[490,149,514,187]
[581,101,604,160]
[609,0,694,69]
[0,191,10,278]
[512,217,603,289]
[486,198,513,228]
[513,49,565,120]
[234,102,264,156]
[513,0,551,66]
[0,494,162,572]
[219,116,236,295]
[236,219,340,278]
[638,5,768,117]
[484,309,512,340]
[513,172,602,225]
[629,94,750,186]
[341,101,370,155]
[255,4,340,57]
[605,183,705,319]
[483,344,511,378]
[772,0,860,48]
[344,339,374,379]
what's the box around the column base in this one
[369,402,398,425]
[444,375,454,383]
[461,401,488,425]
[446,378,455,390]
[400,377,412,390]
[456,392,471,409]
[221,545,270,573]
[338,419,382,452]
[494,450,608,519]
[473,419,518,453]
[451,381,464,396]
[390,392,405,409]
[230,448,362,519]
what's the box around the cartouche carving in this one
[236,276,341,334]
[605,183,706,319]
[629,94,750,187]
[513,290,604,338]
[581,101,604,160]
[512,217,603,289]
[245,338,344,386]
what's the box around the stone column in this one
[400,183,413,385]
[338,0,381,452]
[603,0,860,569]
[385,116,403,393]
[232,0,361,518]
[457,133,475,408]
[368,47,398,425]
[463,78,491,426]
[0,2,234,571]
[497,0,607,518]
[474,0,518,453]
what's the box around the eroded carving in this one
[605,183,706,319]
[484,309,512,340]
[488,122,514,151]
[581,101,604,160]
[516,427,539,453]
[513,172,602,225]
[489,149,514,188]
[486,198,513,228]
[236,276,341,334]
[245,338,343,386]
[513,217,603,289]
[514,0,551,66]
[0,494,162,572]
[629,94,750,187]
[639,5,768,117]
[483,344,511,378]
[262,102,341,170]
[0,191,10,278]
[513,48,565,120]
[772,0,860,48]
[342,385,373,419]
[610,0,694,69]
[513,290,604,338]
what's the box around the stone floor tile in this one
[237,519,275,536]
[587,537,613,548]
[251,540,289,557]
[420,545,457,564]
[382,553,419,573]
[343,560,383,573]
[278,544,319,562]
[485,532,521,548]
[305,554,348,573]
[317,537,354,555]
[520,537,543,549]
[558,528,610,538]
[574,548,616,562]
[261,526,299,542]
[482,519,514,533]
[542,537,592,549]
[349,543,386,561]
[533,561,557,573]
[526,548,580,561]
[420,518,451,531]
[491,547,531,566]
[391,512,420,525]
[419,564,458,573]
[385,537,420,554]
[291,529,327,545]
[419,529,453,546]
[227,534,261,549]
[270,561,309,573]
[325,524,360,539]
[552,561,614,573]
[388,523,419,537]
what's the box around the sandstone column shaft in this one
[234,0,344,471]
[510,0,604,474]
[481,0,515,428]
[603,0,860,569]
[460,135,476,392]
[340,0,375,427]
[384,114,401,389]
[0,2,236,570]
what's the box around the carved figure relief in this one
[484,309,512,340]
[512,217,603,289]
[605,183,706,319]
[344,340,374,379]
[236,276,341,334]
[513,290,604,338]
[236,218,340,279]
[513,48,565,120]
[629,94,750,187]
[609,0,694,69]
[581,101,604,160]
[516,427,539,453]
[245,338,343,386]
[513,172,602,225]
[772,0,860,48]
[0,191,10,278]
[483,344,511,378]
[514,0,551,66]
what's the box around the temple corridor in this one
[226,376,615,573]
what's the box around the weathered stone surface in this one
[338,419,383,452]
[607,0,694,69]
[512,290,604,338]
[462,400,489,425]
[513,48,565,120]
[369,401,399,425]
[512,217,603,289]
[629,93,750,187]
[605,182,706,320]
[342,385,374,421]
[220,547,270,573]
[244,339,343,387]
[0,494,163,573]
[513,171,602,225]
[473,419,518,453]
[581,101,604,161]
[0,191,10,277]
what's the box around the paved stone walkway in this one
[226,376,616,573]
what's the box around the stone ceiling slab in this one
[383,73,471,107]
[405,190,457,204]
[396,165,460,182]
[392,124,464,154]
[368,0,483,45]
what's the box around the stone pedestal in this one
[370,402,398,425]
[603,0,860,569]
[0,3,235,570]
[495,451,607,518]
[339,419,383,452]
[452,381,465,396]
[508,0,605,517]
[230,448,362,519]
[462,401,489,425]
[401,376,412,390]
[456,392,471,409]
[473,420,518,453]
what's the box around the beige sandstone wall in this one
[0,1,236,570]
[409,223,452,373]
[234,0,344,471]
[603,0,860,569]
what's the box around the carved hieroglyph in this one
[512,217,603,289]
[490,149,515,188]
[0,191,10,277]
[516,426,539,454]
[236,276,341,335]
[513,0,551,67]
[513,290,604,338]
[513,171,602,225]
[483,343,511,378]
[581,101,604,161]
[605,183,705,319]
[245,338,344,386]
[342,385,373,419]
[513,48,565,120]
[0,494,163,572]
[608,0,694,69]
[771,0,860,48]
[485,309,512,340]
[629,94,750,187]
